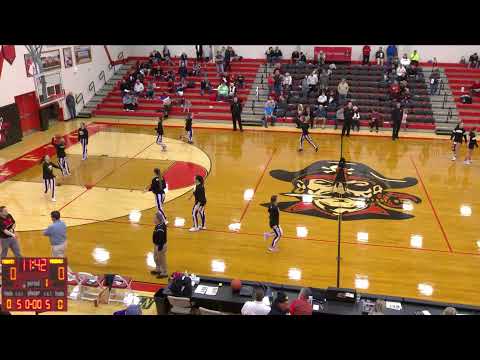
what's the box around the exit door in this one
[14,91,40,133]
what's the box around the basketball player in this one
[332,157,348,197]
[298,116,318,152]
[264,195,282,252]
[450,122,467,161]
[180,112,194,144]
[155,116,167,151]
[51,136,71,176]
[78,123,89,160]
[42,155,61,202]
[189,175,206,232]
[145,168,168,223]
[464,128,478,165]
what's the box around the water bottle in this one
[308,296,313,305]
[356,293,361,304]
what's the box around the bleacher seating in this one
[94,57,262,121]
[276,63,435,130]
[444,66,480,130]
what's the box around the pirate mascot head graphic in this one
[266,160,421,221]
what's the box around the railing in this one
[447,107,453,123]
[442,92,448,109]
[108,62,113,71]
[117,51,124,61]
[89,81,96,96]
[98,70,105,86]
[75,93,85,108]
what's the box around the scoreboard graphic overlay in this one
[1,258,68,312]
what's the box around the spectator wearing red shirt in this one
[471,80,480,97]
[290,288,313,315]
[362,45,371,65]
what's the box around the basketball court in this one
[1,118,479,308]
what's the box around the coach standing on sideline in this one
[151,212,168,279]
[391,102,403,141]
[230,96,243,131]
[0,206,22,258]
[43,211,67,258]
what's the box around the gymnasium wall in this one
[129,45,480,64]
[0,45,129,118]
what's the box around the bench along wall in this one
[0,45,129,118]
[129,45,479,64]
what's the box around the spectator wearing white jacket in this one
[134,80,145,96]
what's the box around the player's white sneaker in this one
[201,226,207,230]
[164,220,169,225]
[189,227,199,232]
[51,198,56,202]
[268,247,278,252]
[451,156,456,161]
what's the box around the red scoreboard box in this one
[1,257,68,312]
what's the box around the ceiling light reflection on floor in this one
[410,235,423,249]
[211,259,226,273]
[296,226,308,238]
[228,223,241,232]
[288,268,302,281]
[174,217,185,227]
[129,209,142,223]
[460,205,472,217]
[92,247,110,264]
[402,201,414,211]
[243,189,254,201]
[418,283,434,296]
[357,232,369,243]
[354,275,369,290]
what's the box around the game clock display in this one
[1,258,68,312]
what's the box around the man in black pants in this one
[230,96,243,131]
[391,102,403,140]
[65,92,76,119]
[342,101,354,137]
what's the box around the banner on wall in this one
[0,103,23,150]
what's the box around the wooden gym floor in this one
[1,118,479,307]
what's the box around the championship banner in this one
[314,47,352,63]
[0,103,23,150]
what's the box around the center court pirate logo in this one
[266,160,422,221]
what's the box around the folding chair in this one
[102,275,133,304]
[167,296,192,315]
[78,272,105,302]
[198,307,227,315]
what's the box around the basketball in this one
[231,279,242,292]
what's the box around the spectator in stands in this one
[181,98,192,113]
[179,59,188,80]
[160,93,172,118]
[396,64,407,82]
[317,90,328,106]
[429,69,441,95]
[175,79,186,96]
[368,299,386,315]
[289,288,313,315]
[195,45,203,62]
[228,82,237,99]
[337,78,350,104]
[369,108,381,132]
[134,79,145,97]
[268,292,290,315]
[291,50,300,64]
[217,82,229,101]
[468,53,479,68]
[407,63,421,81]
[215,50,225,74]
[460,56,467,65]
[162,46,173,65]
[235,74,245,89]
[241,288,271,315]
[327,89,338,108]
[229,47,242,62]
[122,92,135,112]
[264,97,276,127]
[273,71,283,96]
[299,52,307,64]
[386,45,398,64]
[266,47,274,63]
[471,80,480,97]
[389,81,400,101]
[410,50,420,66]
[318,50,326,66]
[362,45,371,65]
[301,75,309,98]
[315,104,327,129]
[442,307,457,315]
[282,72,292,91]
[146,82,155,100]
[120,79,130,94]
[352,105,361,132]
[307,70,319,93]
[335,106,344,130]
[400,53,411,67]
[319,69,329,90]
[224,47,232,72]
[192,62,201,77]
[392,56,400,70]
[375,47,385,66]
[272,47,283,63]
[200,75,212,96]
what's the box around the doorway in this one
[14,91,40,134]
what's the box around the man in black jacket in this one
[342,101,354,137]
[230,96,243,131]
[65,92,76,120]
[268,292,290,315]
[151,212,168,278]
[391,102,403,140]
